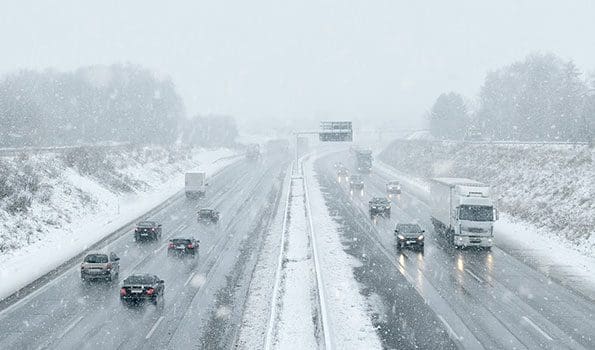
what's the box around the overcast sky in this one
[1,0,594,129]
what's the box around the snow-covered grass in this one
[375,153,595,300]
[0,146,238,301]
[305,152,382,350]
[378,140,594,254]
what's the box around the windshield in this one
[84,254,108,263]
[137,221,155,227]
[396,224,422,233]
[459,205,494,221]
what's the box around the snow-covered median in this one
[304,153,382,350]
[0,146,239,301]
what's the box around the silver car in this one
[80,252,120,282]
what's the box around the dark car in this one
[395,223,425,250]
[80,252,120,282]
[349,174,364,190]
[369,197,391,218]
[197,208,220,224]
[120,274,165,305]
[134,221,162,242]
[167,238,199,258]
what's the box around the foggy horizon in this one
[2,0,595,129]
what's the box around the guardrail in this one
[0,143,134,156]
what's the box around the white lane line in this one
[184,272,196,287]
[145,316,165,340]
[464,268,485,283]
[522,316,553,341]
[57,315,84,339]
[438,314,460,341]
[204,245,215,257]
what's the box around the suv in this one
[349,174,364,191]
[120,274,165,305]
[167,238,199,258]
[386,180,402,195]
[395,223,425,250]
[134,221,162,241]
[197,208,220,224]
[80,252,120,282]
[369,197,391,218]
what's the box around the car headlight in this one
[397,234,405,240]
[417,235,424,240]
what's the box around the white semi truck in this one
[185,172,207,198]
[430,178,498,248]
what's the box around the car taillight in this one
[106,263,112,270]
[146,288,155,295]
[120,288,127,296]
[168,243,174,248]
[187,244,193,249]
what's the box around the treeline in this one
[0,64,239,148]
[429,53,595,142]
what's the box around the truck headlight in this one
[417,235,424,240]
[397,234,405,240]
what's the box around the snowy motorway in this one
[0,154,288,349]
[0,148,594,350]
[316,151,595,350]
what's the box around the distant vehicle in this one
[353,148,373,173]
[349,174,364,191]
[386,180,402,195]
[465,128,483,141]
[246,143,261,161]
[369,197,391,218]
[395,223,425,250]
[80,252,120,282]
[337,166,349,179]
[334,162,344,169]
[430,178,498,248]
[167,238,199,258]
[185,172,208,198]
[134,221,162,241]
[197,208,220,224]
[120,274,165,305]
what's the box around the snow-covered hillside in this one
[0,146,238,300]
[378,141,594,253]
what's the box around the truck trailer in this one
[353,148,373,173]
[185,172,207,198]
[430,177,498,248]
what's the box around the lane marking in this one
[145,316,164,339]
[522,316,553,341]
[57,315,84,339]
[184,272,196,287]
[438,314,461,341]
[464,268,485,283]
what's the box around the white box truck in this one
[430,178,498,248]
[185,172,207,198]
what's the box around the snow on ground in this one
[273,175,318,350]
[375,158,595,301]
[305,152,382,350]
[236,167,291,350]
[0,147,238,301]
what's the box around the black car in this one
[197,208,220,224]
[395,223,425,250]
[369,197,391,218]
[120,274,165,305]
[134,221,162,241]
[167,238,199,257]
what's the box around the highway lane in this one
[0,154,288,350]
[318,152,594,350]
